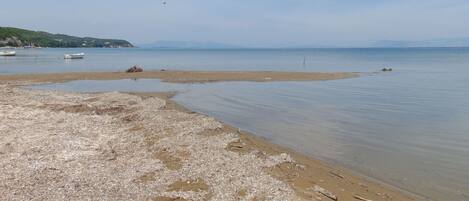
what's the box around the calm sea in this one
[4,48,469,201]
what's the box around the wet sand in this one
[0,71,421,201]
[0,70,358,84]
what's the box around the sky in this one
[1,0,469,47]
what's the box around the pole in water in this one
[302,57,306,67]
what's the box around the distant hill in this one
[373,38,469,48]
[139,40,241,49]
[0,27,133,48]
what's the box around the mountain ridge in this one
[138,40,241,49]
[372,38,469,48]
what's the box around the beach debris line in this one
[126,65,144,73]
[312,185,338,201]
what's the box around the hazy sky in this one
[1,0,469,47]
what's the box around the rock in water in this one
[126,65,143,73]
[382,67,393,72]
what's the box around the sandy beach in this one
[0,72,419,201]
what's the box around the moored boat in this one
[64,53,85,59]
[0,51,16,56]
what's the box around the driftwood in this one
[354,195,373,201]
[313,185,338,201]
[329,171,345,179]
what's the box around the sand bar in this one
[0,70,358,84]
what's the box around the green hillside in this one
[0,27,133,48]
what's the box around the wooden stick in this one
[329,171,345,179]
[354,195,373,201]
[313,185,338,201]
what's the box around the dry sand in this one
[0,70,358,84]
[0,71,421,201]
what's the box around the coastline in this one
[0,71,420,201]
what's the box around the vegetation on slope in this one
[0,27,133,48]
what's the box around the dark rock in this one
[126,65,143,73]
[382,67,393,72]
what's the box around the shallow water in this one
[10,48,469,201]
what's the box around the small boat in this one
[64,53,84,59]
[0,51,16,56]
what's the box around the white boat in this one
[64,53,84,59]
[0,51,16,56]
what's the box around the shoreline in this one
[132,91,424,201]
[0,71,421,201]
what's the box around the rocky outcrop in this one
[0,36,23,47]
